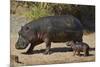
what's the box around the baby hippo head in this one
[67,41,75,46]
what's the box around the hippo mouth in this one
[15,42,29,49]
[15,38,29,50]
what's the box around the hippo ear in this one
[25,26,30,30]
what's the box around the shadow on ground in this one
[22,47,95,55]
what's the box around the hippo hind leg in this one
[84,48,89,56]
[77,51,81,56]
[73,38,83,44]
[44,38,51,55]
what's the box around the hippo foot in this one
[73,54,75,56]
[44,51,52,55]
[76,54,81,56]
[26,50,34,54]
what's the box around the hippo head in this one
[15,33,29,49]
[15,26,35,49]
[66,41,74,46]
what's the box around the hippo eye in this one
[25,26,30,30]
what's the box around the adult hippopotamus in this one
[15,15,83,54]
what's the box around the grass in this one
[23,4,54,20]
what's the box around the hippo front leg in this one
[26,43,35,54]
[44,38,51,55]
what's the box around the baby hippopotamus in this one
[68,41,89,56]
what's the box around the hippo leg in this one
[84,49,89,56]
[77,37,83,42]
[73,36,83,43]
[73,50,76,56]
[26,43,35,54]
[44,38,51,55]
[77,51,80,56]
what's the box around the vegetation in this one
[10,0,95,32]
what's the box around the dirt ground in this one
[10,15,95,66]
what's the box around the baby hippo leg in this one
[73,50,76,56]
[77,51,81,56]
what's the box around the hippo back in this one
[24,15,83,42]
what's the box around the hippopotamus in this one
[68,41,89,56]
[15,15,83,54]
